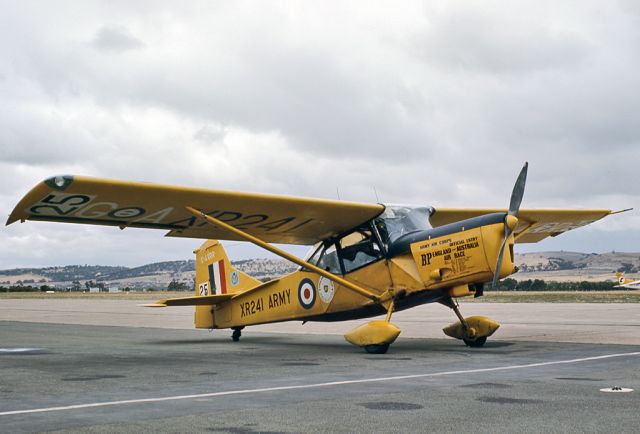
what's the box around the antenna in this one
[373,186,380,203]
[336,187,341,200]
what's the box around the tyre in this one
[463,336,487,347]
[364,344,390,354]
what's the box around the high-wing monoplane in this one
[615,272,640,289]
[7,164,615,353]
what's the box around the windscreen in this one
[375,205,434,246]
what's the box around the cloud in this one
[91,26,143,52]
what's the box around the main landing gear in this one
[231,326,244,342]
[441,298,500,347]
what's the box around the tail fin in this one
[195,239,261,295]
[194,240,261,328]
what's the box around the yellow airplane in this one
[7,163,615,353]
[614,272,640,289]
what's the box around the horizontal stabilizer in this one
[142,294,234,308]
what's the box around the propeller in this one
[490,162,528,291]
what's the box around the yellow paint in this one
[448,284,474,298]
[344,321,401,347]
[186,206,382,303]
[193,239,260,328]
[442,316,500,340]
[7,173,616,352]
[7,175,383,245]
[430,208,611,243]
[409,223,515,291]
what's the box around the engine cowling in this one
[406,213,517,292]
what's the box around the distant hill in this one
[0,258,298,289]
[514,251,640,281]
[1,251,638,289]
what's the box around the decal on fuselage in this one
[414,233,481,276]
[239,288,291,318]
[318,276,335,304]
[230,271,240,286]
[298,278,316,309]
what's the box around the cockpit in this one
[302,205,434,275]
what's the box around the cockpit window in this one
[302,205,431,274]
[339,227,383,273]
[317,243,341,274]
[375,205,433,247]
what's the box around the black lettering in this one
[240,303,245,318]
[168,210,219,228]
[278,291,285,306]
[268,295,274,309]
[286,288,291,304]
[108,207,145,219]
[281,218,314,232]
[234,214,269,230]
[198,210,242,227]
[194,210,223,227]
[30,194,93,216]
[258,217,295,231]
[42,194,91,206]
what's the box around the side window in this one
[316,243,341,274]
[339,228,383,273]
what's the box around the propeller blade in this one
[508,162,528,216]
[491,162,528,290]
[490,224,512,290]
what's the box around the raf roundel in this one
[297,278,316,309]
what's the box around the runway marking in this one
[1,351,638,417]
[0,348,44,354]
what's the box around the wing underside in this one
[7,175,385,245]
[8,176,613,246]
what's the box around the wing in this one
[7,175,384,245]
[430,208,611,243]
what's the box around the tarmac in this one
[0,300,639,433]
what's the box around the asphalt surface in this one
[1,320,639,433]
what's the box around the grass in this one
[462,290,640,303]
[0,291,188,300]
[1,290,639,303]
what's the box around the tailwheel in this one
[364,343,390,354]
[463,336,487,348]
[231,327,243,342]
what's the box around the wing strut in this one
[185,206,382,303]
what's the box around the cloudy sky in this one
[2,1,639,268]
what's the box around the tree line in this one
[491,278,617,291]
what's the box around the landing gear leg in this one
[441,298,498,347]
[231,326,244,342]
[449,300,475,340]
